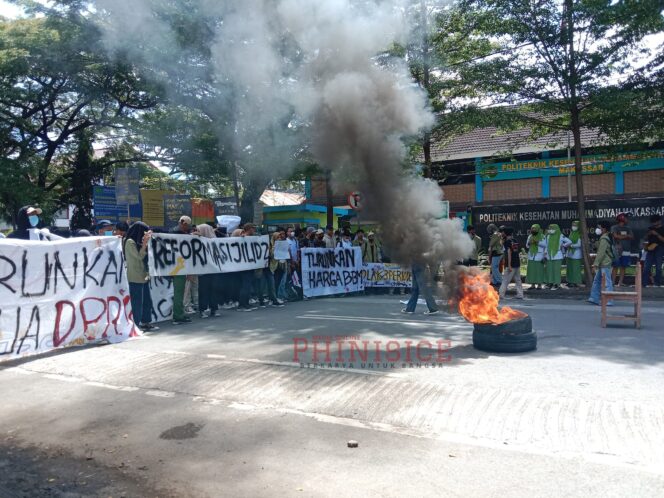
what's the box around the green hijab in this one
[529,224,543,255]
[569,221,580,243]
[547,224,562,255]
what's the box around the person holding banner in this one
[566,221,583,287]
[237,223,259,312]
[171,216,193,324]
[123,222,159,331]
[196,224,220,318]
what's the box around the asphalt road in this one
[1,295,663,497]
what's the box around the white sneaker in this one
[200,310,210,319]
[249,298,258,305]
[222,302,235,310]
[275,298,285,305]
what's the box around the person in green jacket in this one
[123,222,158,331]
[588,221,614,305]
[526,224,546,289]
[544,223,571,290]
[566,221,583,287]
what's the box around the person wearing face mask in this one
[8,206,42,240]
[7,205,63,241]
[588,221,614,305]
[95,220,114,236]
[566,221,583,287]
[544,224,571,290]
[337,229,353,248]
[526,224,546,290]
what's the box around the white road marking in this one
[145,390,176,398]
[85,381,140,392]
[206,354,227,359]
[43,374,81,383]
[297,314,465,327]
[3,367,35,375]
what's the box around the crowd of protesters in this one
[466,213,664,304]
[3,204,663,327]
[2,206,401,325]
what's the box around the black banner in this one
[163,195,192,229]
[472,197,664,253]
[213,197,239,216]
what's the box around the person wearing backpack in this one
[588,221,614,306]
[498,227,524,299]
[544,224,571,290]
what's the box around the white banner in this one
[0,237,139,362]
[361,263,413,288]
[301,247,364,297]
[149,277,174,323]
[148,233,269,277]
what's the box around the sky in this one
[0,1,22,18]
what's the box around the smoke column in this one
[94,0,473,266]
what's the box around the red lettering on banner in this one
[80,297,107,340]
[105,295,122,338]
[53,301,76,347]
[123,294,139,337]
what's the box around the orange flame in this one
[457,271,527,324]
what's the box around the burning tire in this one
[472,316,536,353]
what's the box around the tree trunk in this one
[566,0,593,287]
[571,117,593,287]
[420,0,432,179]
[325,169,334,228]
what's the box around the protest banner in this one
[361,263,413,288]
[273,240,291,260]
[149,277,173,323]
[301,247,364,298]
[148,233,270,277]
[0,237,139,362]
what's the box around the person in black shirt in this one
[643,215,664,287]
[498,227,524,299]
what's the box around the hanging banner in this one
[0,237,139,362]
[473,197,664,253]
[149,277,173,323]
[301,247,364,297]
[361,263,413,288]
[148,233,270,277]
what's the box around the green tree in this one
[0,11,159,223]
[455,0,664,285]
